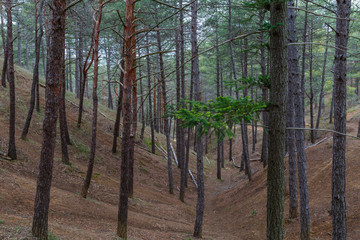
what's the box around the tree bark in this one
[6,0,16,160]
[155,9,173,194]
[332,0,351,238]
[112,43,125,153]
[81,0,105,198]
[287,0,298,219]
[117,0,136,238]
[266,0,287,239]
[145,35,155,154]
[32,0,65,237]
[21,0,44,140]
[191,1,204,238]
[308,24,315,144]
[315,28,330,138]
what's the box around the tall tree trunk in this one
[77,24,94,128]
[300,0,309,115]
[32,0,65,237]
[81,0,105,198]
[106,44,113,109]
[112,44,125,153]
[215,19,222,180]
[21,0,44,140]
[59,72,70,165]
[308,24,315,144]
[6,0,16,160]
[145,35,155,154]
[138,48,145,140]
[266,0,287,239]
[329,88,334,124]
[1,25,8,88]
[292,13,311,240]
[68,45,73,92]
[75,21,80,98]
[155,9,173,194]
[332,0,351,238]
[287,0,298,219]
[259,10,269,167]
[117,0,136,237]
[240,38,251,181]
[16,14,21,66]
[315,28,330,138]
[191,1,204,238]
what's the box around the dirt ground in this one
[0,64,359,239]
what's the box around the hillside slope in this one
[0,63,359,239]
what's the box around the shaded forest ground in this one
[0,62,359,239]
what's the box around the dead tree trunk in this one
[32,0,65,237]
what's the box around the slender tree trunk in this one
[191,1,204,237]
[329,88,334,124]
[292,14,311,240]
[75,22,80,98]
[59,73,70,165]
[0,2,5,53]
[25,32,30,70]
[266,0,287,239]
[21,0,44,140]
[315,28,330,138]
[68,45,73,92]
[357,119,360,138]
[287,0,298,219]
[1,24,8,88]
[138,49,145,140]
[117,0,136,237]
[308,25,315,144]
[155,10,173,194]
[178,0,187,201]
[145,35,155,154]
[332,0,351,238]
[300,1,309,114]
[32,0,65,237]
[106,44,113,109]
[112,44,125,153]
[77,25,94,128]
[16,14,21,66]
[81,1,105,198]
[215,19,222,180]
[259,10,269,167]
[6,0,16,160]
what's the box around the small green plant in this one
[250,209,257,216]
[0,219,4,224]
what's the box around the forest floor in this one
[0,63,360,239]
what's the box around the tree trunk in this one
[106,44,113,109]
[6,0,16,160]
[138,49,145,140]
[21,0,44,140]
[191,1,204,238]
[266,0,287,239]
[332,0,351,238]
[329,88,334,124]
[112,44,125,153]
[292,10,311,240]
[32,0,65,237]
[68,45,73,92]
[155,10,173,194]
[81,0,105,198]
[308,24,315,144]
[259,10,269,167]
[287,0,298,219]
[16,14,21,66]
[59,72,70,165]
[117,0,136,237]
[145,35,155,154]
[315,28,330,138]
[300,0,309,115]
